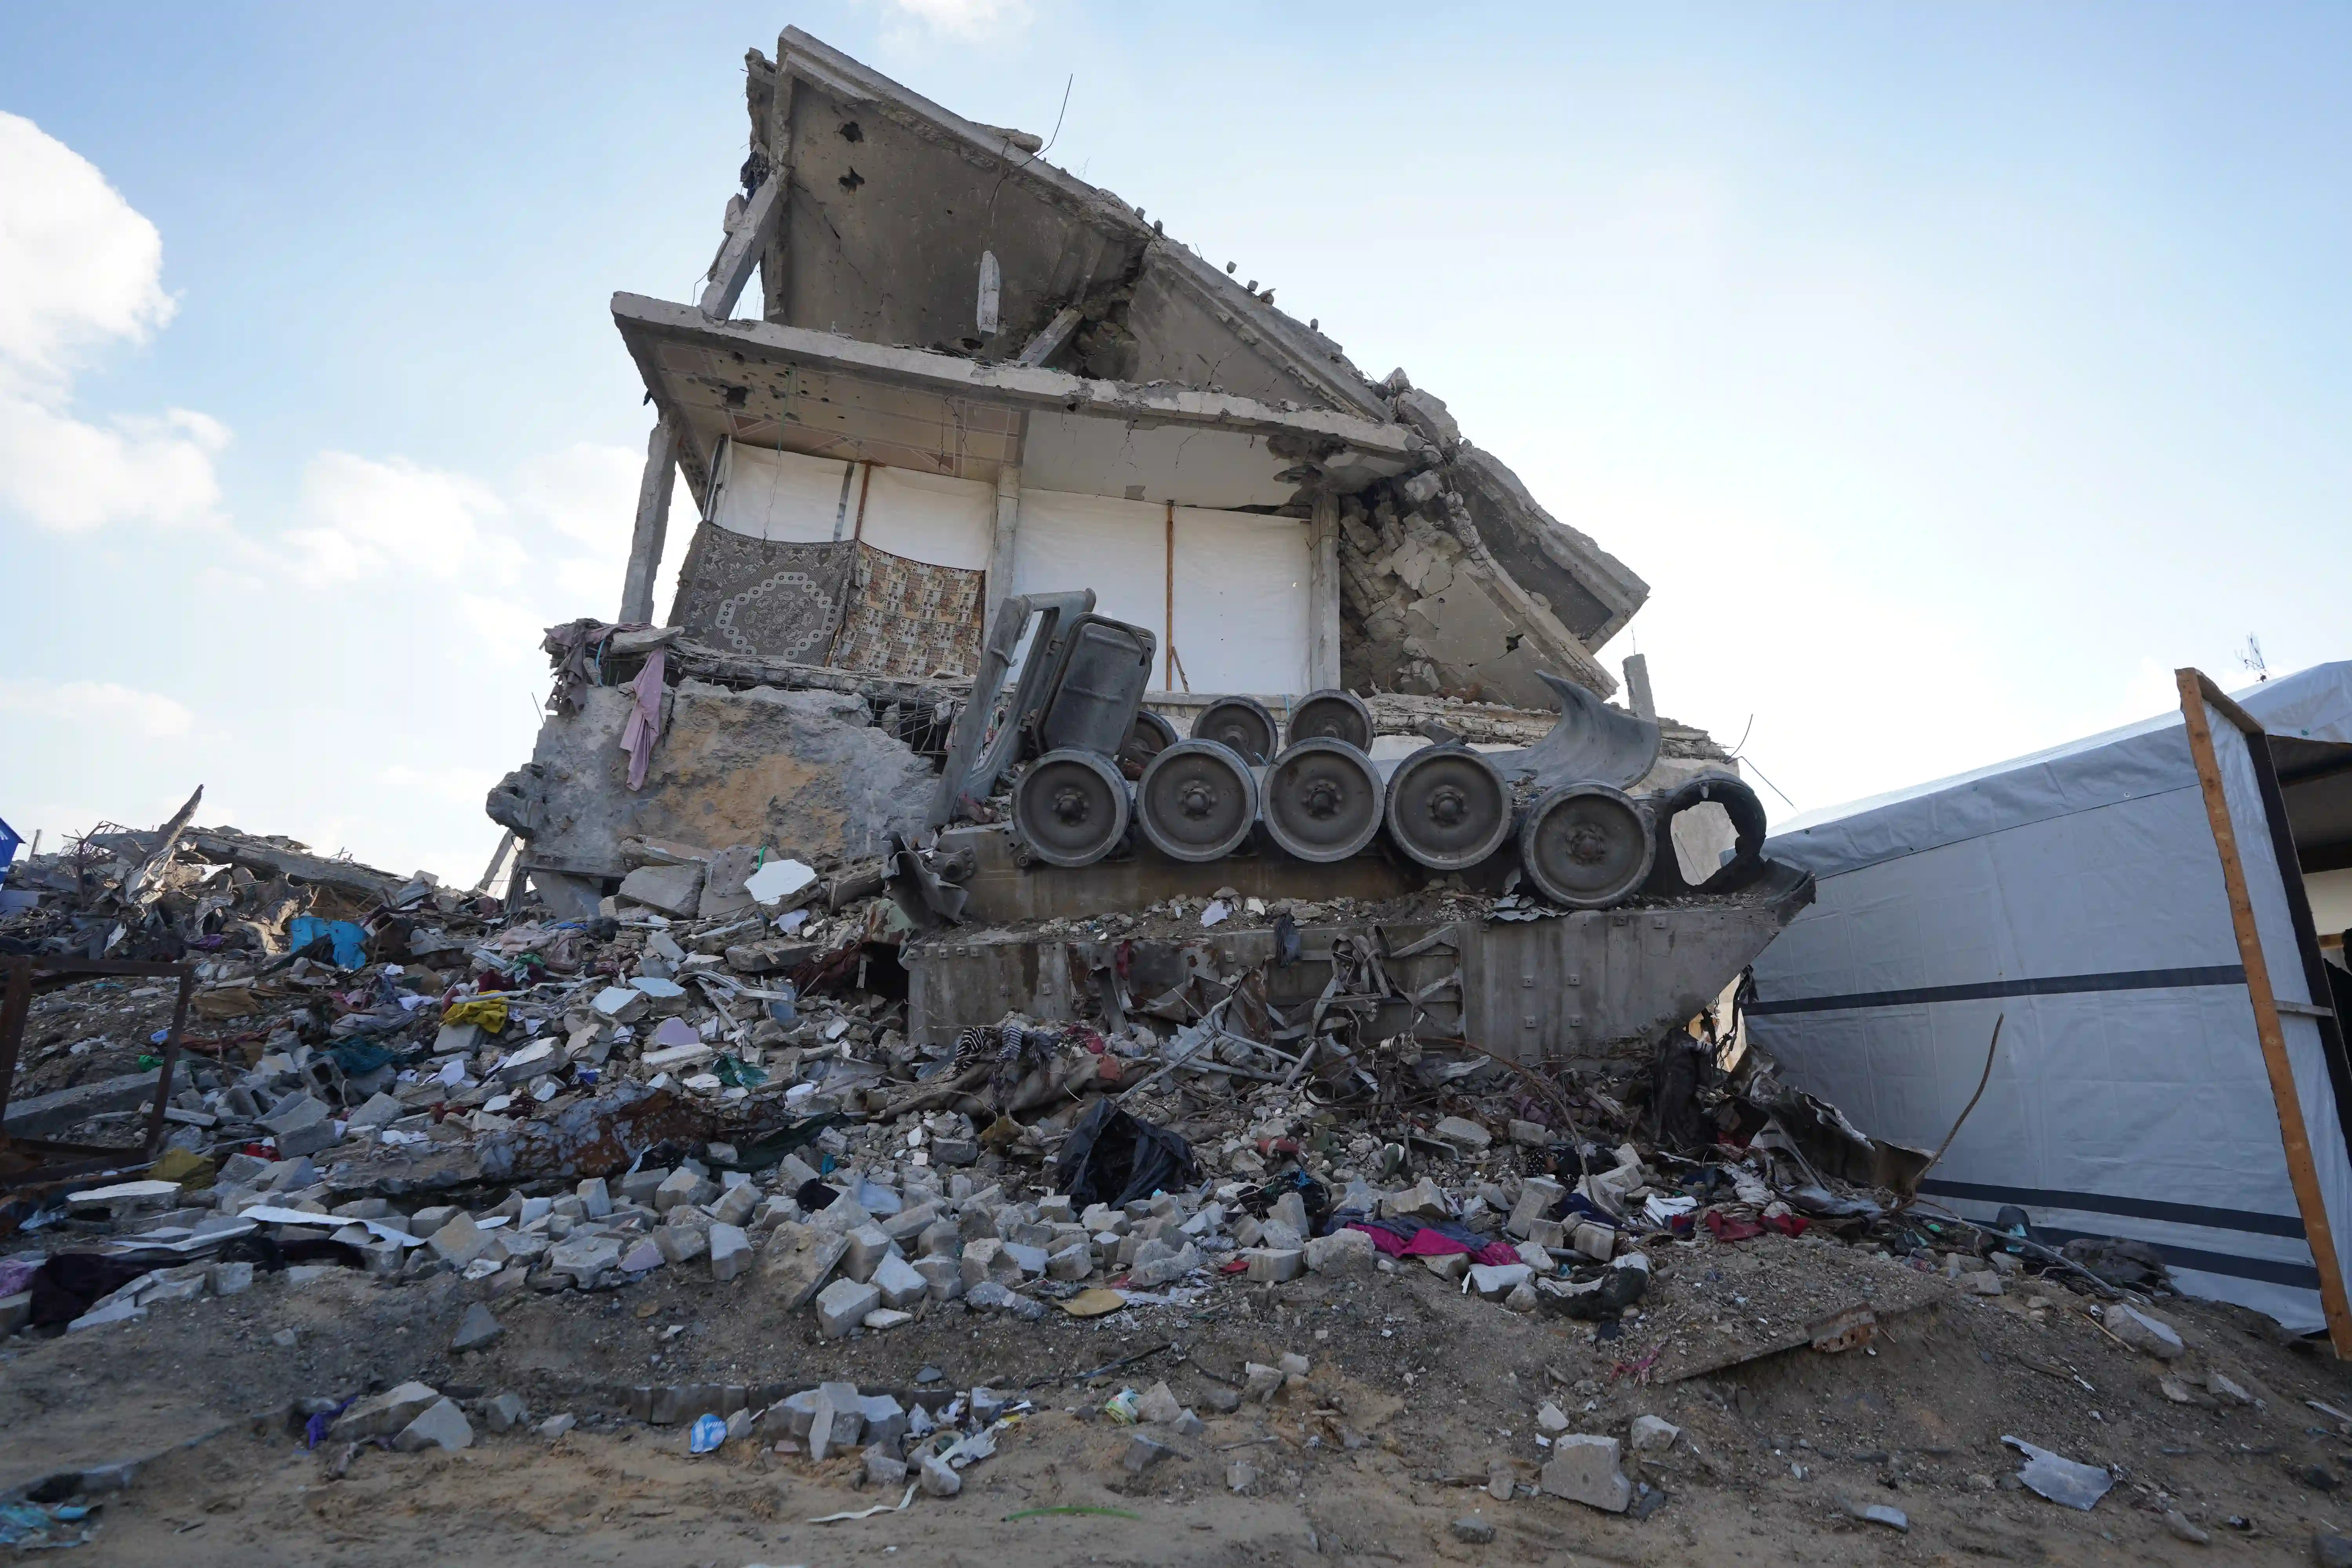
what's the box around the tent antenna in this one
[2239,634,2269,682]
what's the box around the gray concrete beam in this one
[620,412,680,625]
[612,292,1417,458]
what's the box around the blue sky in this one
[3,2,2347,879]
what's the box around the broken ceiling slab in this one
[763,27,1385,417]
[1452,447,1648,650]
[613,292,1419,510]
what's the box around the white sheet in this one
[1169,506,1310,696]
[1009,488,1168,666]
[859,466,994,570]
[708,444,853,543]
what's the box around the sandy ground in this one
[9,1228,2352,1564]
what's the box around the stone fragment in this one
[394,1397,475,1453]
[2106,1304,2185,1359]
[1432,1115,1491,1154]
[481,1392,527,1433]
[2207,1370,2254,1404]
[1243,1247,1305,1283]
[1507,1177,1564,1238]
[1137,1381,1185,1426]
[1045,1243,1093,1281]
[1128,1239,1199,1288]
[347,1092,405,1132]
[807,1381,864,1460]
[1452,1515,1497,1543]
[207,1261,255,1296]
[1960,1270,2005,1296]
[539,1413,577,1439]
[1382,1178,1452,1223]
[333,1381,441,1440]
[871,1252,928,1309]
[2165,1510,2210,1544]
[1303,1227,1376,1275]
[864,1450,909,1488]
[708,1223,751,1282]
[1243,1363,1285,1403]
[1629,1414,1679,1452]
[548,1233,622,1286]
[1468,1262,1533,1298]
[1228,1459,1258,1493]
[428,1212,490,1267]
[815,1277,881,1338]
[618,862,703,917]
[962,1281,1045,1319]
[762,1225,849,1310]
[1540,1434,1632,1512]
[1123,1433,1174,1474]
[451,1303,503,1352]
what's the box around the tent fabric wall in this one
[1169,506,1310,696]
[1007,488,1166,648]
[709,444,852,542]
[1750,664,2352,1332]
[858,467,994,571]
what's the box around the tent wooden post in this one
[2178,666,2352,1358]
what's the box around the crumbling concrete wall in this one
[1335,463,1619,707]
[492,680,934,883]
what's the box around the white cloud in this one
[880,0,1033,40]
[284,451,523,584]
[0,112,226,533]
[0,398,225,532]
[514,441,642,554]
[0,112,176,387]
[0,676,194,738]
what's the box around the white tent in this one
[1749,664,2352,1342]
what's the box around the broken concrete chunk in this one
[745,857,818,909]
[618,862,704,916]
[334,1381,441,1441]
[427,1212,490,1267]
[1540,1434,1632,1512]
[2105,1304,2184,1360]
[919,1453,962,1496]
[708,1223,751,1282]
[761,1225,849,1310]
[1303,1228,1376,1275]
[394,1397,475,1453]
[450,1303,503,1352]
[1628,1414,1679,1452]
[815,1276,880,1338]
[1432,1115,1491,1154]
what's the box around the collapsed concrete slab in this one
[491,675,934,887]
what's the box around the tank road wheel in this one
[1012,749,1131,867]
[1284,688,1374,752]
[1191,696,1279,766]
[1520,783,1654,908]
[1138,739,1259,863]
[1383,746,1511,870]
[1262,739,1383,863]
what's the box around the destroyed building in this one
[488,28,1804,1062]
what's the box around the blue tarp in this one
[0,816,19,874]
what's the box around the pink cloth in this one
[620,648,668,791]
[1347,1223,1521,1267]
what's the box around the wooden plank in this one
[698,173,784,321]
[619,412,680,624]
[2178,666,2352,1358]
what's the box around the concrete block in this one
[548,1233,622,1286]
[347,1092,405,1132]
[844,1223,895,1283]
[1541,1434,1631,1512]
[808,1381,864,1458]
[481,1392,528,1433]
[1507,1178,1564,1238]
[618,862,703,917]
[1432,1115,1491,1154]
[912,1256,963,1301]
[1045,1242,1093,1281]
[334,1381,441,1440]
[428,1212,490,1267]
[451,1303,504,1352]
[708,1223,751,1282]
[1382,1178,1452,1223]
[960,1238,1019,1289]
[1469,1262,1533,1298]
[394,1397,475,1453]
[655,1225,709,1265]
[871,1252,927,1309]
[761,1225,849,1310]
[2107,1304,2184,1359]
[1303,1228,1377,1275]
[815,1277,880,1338]
[919,1454,961,1496]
